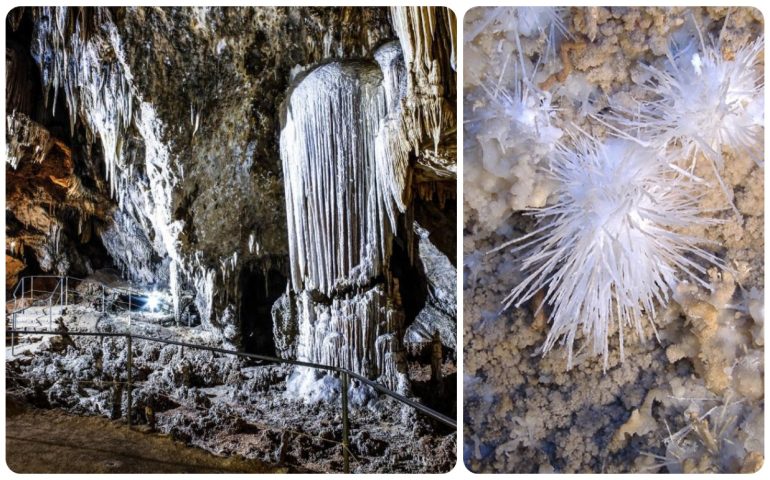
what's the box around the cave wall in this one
[6,10,116,291]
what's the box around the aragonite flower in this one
[495,136,723,369]
[607,37,764,209]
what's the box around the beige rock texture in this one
[464,6,763,473]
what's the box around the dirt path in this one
[5,402,286,473]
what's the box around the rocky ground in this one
[463,7,763,473]
[6,290,456,474]
[6,396,283,473]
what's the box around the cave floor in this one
[5,396,285,473]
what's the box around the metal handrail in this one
[10,277,63,318]
[7,327,456,473]
[9,275,148,308]
[8,275,164,329]
[11,275,68,301]
[7,328,456,429]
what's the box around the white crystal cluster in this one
[464,7,569,232]
[607,36,764,209]
[497,138,721,369]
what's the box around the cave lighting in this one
[146,291,162,311]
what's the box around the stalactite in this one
[8,239,25,257]
[374,41,412,219]
[28,7,200,317]
[279,42,413,395]
[193,266,215,327]
[248,233,259,255]
[5,112,54,169]
[281,50,409,296]
[51,224,62,256]
[31,7,134,198]
[415,180,456,209]
[390,7,436,82]
[6,40,35,116]
[389,7,456,174]
[169,259,180,321]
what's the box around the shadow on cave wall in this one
[391,230,429,327]
[239,265,287,356]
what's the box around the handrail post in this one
[126,334,133,428]
[128,291,132,325]
[11,311,16,356]
[64,277,68,307]
[30,277,34,301]
[341,371,350,474]
[59,276,63,306]
[48,296,52,330]
[102,285,105,313]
